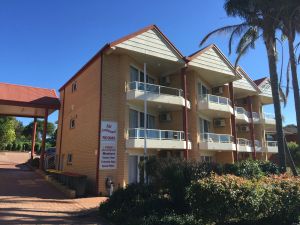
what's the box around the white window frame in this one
[130,64,156,84]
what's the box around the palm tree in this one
[201,0,287,171]
[278,0,300,145]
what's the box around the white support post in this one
[143,63,147,183]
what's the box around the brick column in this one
[229,82,238,162]
[181,67,189,160]
[247,96,256,160]
[30,118,37,160]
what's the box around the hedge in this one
[186,174,300,224]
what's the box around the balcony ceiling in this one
[114,48,185,76]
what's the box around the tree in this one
[201,0,287,171]
[278,0,300,146]
[0,117,17,149]
[22,120,55,141]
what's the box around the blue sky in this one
[0,0,297,125]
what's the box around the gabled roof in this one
[254,77,268,86]
[185,44,242,79]
[0,82,60,109]
[59,24,184,91]
[110,24,184,59]
[235,66,261,93]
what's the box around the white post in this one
[143,63,147,183]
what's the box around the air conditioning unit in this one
[213,118,226,128]
[212,86,223,95]
[160,76,171,85]
[159,112,172,122]
[239,125,250,132]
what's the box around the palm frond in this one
[279,86,287,107]
[285,60,291,99]
[276,38,284,85]
[200,23,247,46]
[228,23,249,54]
[235,27,259,55]
[234,34,262,69]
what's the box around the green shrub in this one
[6,143,12,150]
[224,160,264,179]
[186,174,300,224]
[142,213,206,225]
[257,160,280,175]
[99,183,172,225]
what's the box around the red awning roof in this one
[0,82,60,109]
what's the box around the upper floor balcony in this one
[199,133,235,151]
[127,81,191,109]
[198,94,233,118]
[235,107,250,123]
[262,113,276,126]
[126,128,192,150]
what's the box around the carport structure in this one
[0,82,60,169]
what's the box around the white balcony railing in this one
[128,128,186,141]
[266,141,278,147]
[237,138,251,146]
[200,94,232,106]
[128,81,183,97]
[235,107,250,117]
[252,112,260,120]
[263,113,275,120]
[200,133,233,143]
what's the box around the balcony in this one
[199,133,235,151]
[127,81,190,109]
[264,141,278,153]
[252,112,261,124]
[237,138,252,152]
[126,128,191,149]
[235,107,250,123]
[262,113,276,126]
[198,94,233,117]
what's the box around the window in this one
[129,109,155,129]
[67,153,73,164]
[72,81,78,92]
[70,118,76,129]
[198,82,209,97]
[130,66,155,84]
[201,156,213,163]
[199,118,210,133]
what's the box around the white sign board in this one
[100,121,118,169]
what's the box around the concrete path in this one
[0,158,109,224]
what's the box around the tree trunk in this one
[264,32,286,172]
[288,38,300,146]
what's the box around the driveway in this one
[0,154,109,224]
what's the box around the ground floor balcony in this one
[199,133,235,151]
[126,128,191,149]
[237,138,262,152]
[198,94,233,118]
[264,141,278,153]
[126,81,191,109]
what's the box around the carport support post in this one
[31,118,37,160]
[40,109,48,170]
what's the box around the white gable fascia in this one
[115,29,183,62]
[189,46,236,77]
